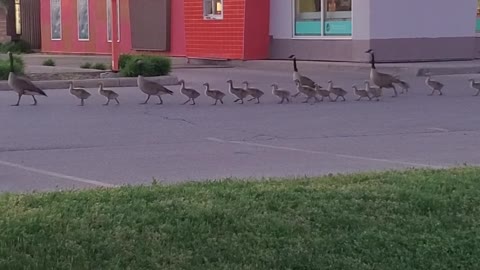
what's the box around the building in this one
[39,0,480,62]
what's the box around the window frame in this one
[203,0,223,20]
[107,0,121,42]
[77,0,90,41]
[50,0,62,40]
[292,0,353,39]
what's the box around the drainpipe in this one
[111,0,119,72]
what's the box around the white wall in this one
[369,0,477,39]
[269,1,293,39]
[351,0,371,40]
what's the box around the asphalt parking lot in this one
[1,67,479,192]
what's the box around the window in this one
[476,0,480,32]
[14,0,21,35]
[50,0,62,40]
[204,0,223,20]
[294,0,352,37]
[77,0,89,40]
[107,0,121,42]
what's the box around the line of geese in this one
[4,50,480,106]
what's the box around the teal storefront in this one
[294,0,352,36]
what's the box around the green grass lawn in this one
[1,167,480,270]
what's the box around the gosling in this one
[227,80,249,104]
[203,82,225,105]
[271,84,291,104]
[242,81,264,104]
[327,80,347,102]
[364,80,382,101]
[98,82,119,105]
[69,81,91,106]
[315,84,332,102]
[352,84,371,101]
[179,79,201,105]
[425,76,444,96]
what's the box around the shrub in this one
[42,59,56,66]
[0,54,25,80]
[118,54,133,70]
[0,40,32,54]
[80,62,92,69]
[119,54,171,77]
[92,63,107,70]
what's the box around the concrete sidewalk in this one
[11,53,480,77]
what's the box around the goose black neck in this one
[292,57,298,72]
[370,53,376,69]
[9,53,14,73]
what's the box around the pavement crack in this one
[161,116,195,126]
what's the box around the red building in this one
[39,0,270,60]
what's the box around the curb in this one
[185,58,480,77]
[0,75,179,91]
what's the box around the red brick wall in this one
[184,0,245,59]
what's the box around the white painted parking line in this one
[0,160,117,188]
[427,127,450,132]
[206,137,444,169]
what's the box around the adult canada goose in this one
[315,84,332,102]
[294,79,319,104]
[179,79,201,105]
[203,82,225,105]
[425,76,444,96]
[271,83,291,104]
[69,81,91,106]
[7,51,47,106]
[98,82,120,105]
[468,79,480,96]
[365,49,402,97]
[137,75,174,105]
[227,80,249,104]
[327,80,347,102]
[288,55,316,88]
[352,84,371,101]
[242,81,264,104]
[364,80,382,101]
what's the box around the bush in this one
[92,63,107,70]
[0,40,32,54]
[42,59,55,66]
[80,62,92,69]
[119,54,171,77]
[0,54,25,80]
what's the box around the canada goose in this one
[364,80,382,101]
[203,82,225,105]
[288,55,316,88]
[68,81,91,106]
[179,79,201,105]
[242,81,264,104]
[314,84,332,102]
[425,76,444,96]
[294,79,319,104]
[98,82,119,105]
[271,83,291,104]
[352,85,371,101]
[365,49,402,97]
[137,75,174,105]
[468,79,480,96]
[7,51,47,106]
[327,80,347,102]
[227,80,249,104]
